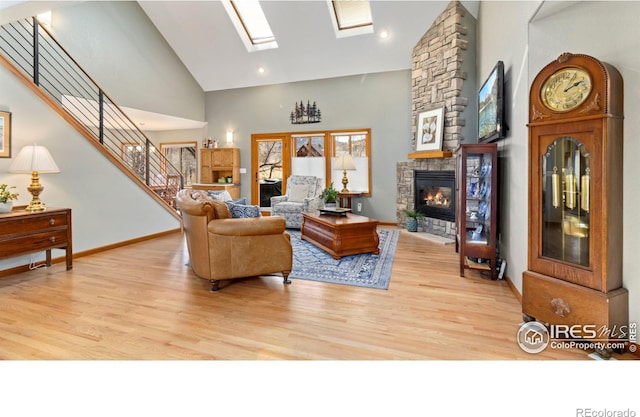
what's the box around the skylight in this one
[222,0,278,52]
[328,0,374,38]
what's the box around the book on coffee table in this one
[319,207,352,216]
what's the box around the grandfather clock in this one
[523,53,628,337]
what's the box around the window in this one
[295,136,325,157]
[291,134,327,185]
[288,129,371,195]
[328,0,374,38]
[121,143,146,180]
[329,130,370,194]
[222,0,278,52]
[159,142,197,186]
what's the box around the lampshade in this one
[335,154,356,171]
[226,131,233,144]
[9,144,60,212]
[9,145,60,173]
[335,154,356,193]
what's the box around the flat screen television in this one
[478,60,506,143]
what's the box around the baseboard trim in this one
[0,228,181,278]
[73,228,181,259]
[504,274,522,303]
[0,264,33,278]
[379,221,398,226]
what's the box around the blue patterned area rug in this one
[289,228,399,290]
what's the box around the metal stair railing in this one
[0,16,184,209]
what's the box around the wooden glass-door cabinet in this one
[456,143,498,279]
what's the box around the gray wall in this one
[478,0,639,326]
[0,0,204,269]
[205,70,412,223]
[0,65,180,269]
[49,1,205,122]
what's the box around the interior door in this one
[251,134,290,209]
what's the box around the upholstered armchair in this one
[176,190,292,292]
[271,175,323,228]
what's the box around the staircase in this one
[0,17,183,220]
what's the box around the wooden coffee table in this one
[301,211,379,259]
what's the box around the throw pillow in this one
[207,190,233,201]
[287,184,309,202]
[225,201,261,218]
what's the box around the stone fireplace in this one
[396,1,475,239]
[398,158,457,238]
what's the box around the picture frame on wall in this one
[416,107,444,151]
[0,111,11,158]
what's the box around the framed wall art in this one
[0,111,11,158]
[416,107,444,151]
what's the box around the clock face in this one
[541,67,592,112]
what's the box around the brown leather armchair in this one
[176,190,292,291]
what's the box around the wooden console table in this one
[0,207,73,270]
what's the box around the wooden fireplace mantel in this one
[408,150,453,159]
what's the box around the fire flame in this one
[424,191,448,206]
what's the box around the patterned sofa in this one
[270,175,323,229]
[177,190,293,291]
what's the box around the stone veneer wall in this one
[397,0,473,238]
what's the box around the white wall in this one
[478,1,639,326]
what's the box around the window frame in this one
[327,129,371,196]
[159,141,198,187]
[283,128,372,196]
[222,0,278,52]
[327,0,374,38]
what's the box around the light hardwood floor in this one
[0,227,629,360]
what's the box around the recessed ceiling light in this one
[258,67,265,74]
[380,30,389,39]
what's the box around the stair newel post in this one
[98,90,105,144]
[32,17,40,86]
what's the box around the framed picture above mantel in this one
[416,107,444,151]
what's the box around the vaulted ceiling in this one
[138,1,479,92]
[1,1,480,129]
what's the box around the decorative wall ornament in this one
[290,100,321,124]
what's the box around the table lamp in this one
[335,154,356,192]
[9,144,60,212]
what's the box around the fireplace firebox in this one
[414,170,456,222]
